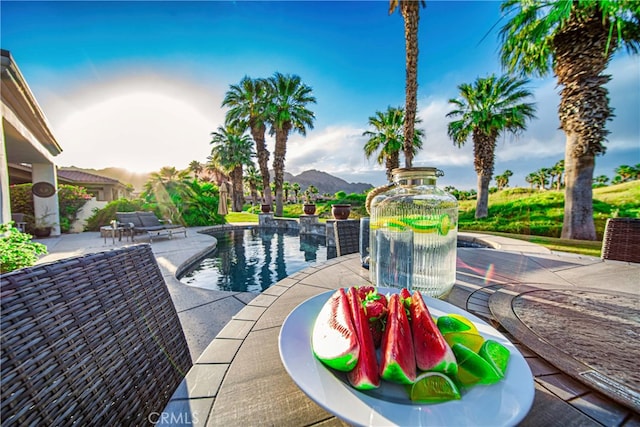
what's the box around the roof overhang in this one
[1,49,62,165]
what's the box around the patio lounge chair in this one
[0,244,192,426]
[116,211,187,242]
[601,217,640,263]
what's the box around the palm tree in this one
[222,76,273,206]
[363,106,424,182]
[210,125,255,212]
[266,72,316,216]
[143,166,193,222]
[500,0,639,240]
[389,0,426,167]
[292,182,301,203]
[189,160,203,180]
[447,74,536,218]
[593,175,610,187]
[535,167,551,190]
[615,165,636,182]
[550,159,565,190]
[495,169,513,190]
[304,185,319,203]
[283,181,292,203]
[244,164,262,206]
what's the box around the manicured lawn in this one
[225,212,259,223]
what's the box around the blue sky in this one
[2,0,638,190]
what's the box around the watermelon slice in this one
[379,293,416,384]
[410,291,457,375]
[312,288,359,371]
[346,287,380,389]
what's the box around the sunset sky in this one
[2,1,638,189]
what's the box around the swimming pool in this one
[180,227,334,292]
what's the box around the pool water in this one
[180,228,333,292]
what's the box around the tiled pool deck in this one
[37,226,640,426]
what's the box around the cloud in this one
[293,54,638,189]
[43,56,637,190]
[46,70,227,172]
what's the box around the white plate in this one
[278,288,534,427]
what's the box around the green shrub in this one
[0,223,47,273]
[9,183,91,233]
[57,185,92,232]
[8,184,34,216]
[85,198,148,231]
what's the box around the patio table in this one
[100,225,133,244]
[163,245,639,426]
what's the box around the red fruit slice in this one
[380,293,416,384]
[410,291,457,374]
[364,299,387,321]
[346,287,380,389]
[368,319,383,348]
[357,285,376,301]
[312,288,359,372]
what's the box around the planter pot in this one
[303,204,317,215]
[261,204,272,213]
[33,227,52,238]
[331,204,351,220]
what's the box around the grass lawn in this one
[225,212,259,223]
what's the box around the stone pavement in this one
[35,228,640,425]
[34,225,257,362]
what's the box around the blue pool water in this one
[180,228,333,292]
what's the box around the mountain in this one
[63,166,373,195]
[284,169,372,195]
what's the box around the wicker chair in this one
[601,217,640,263]
[1,244,192,426]
[335,220,360,257]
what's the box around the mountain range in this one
[62,167,373,196]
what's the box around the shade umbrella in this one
[218,182,229,215]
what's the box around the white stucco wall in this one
[70,198,107,233]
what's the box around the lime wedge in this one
[408,372,461,403]
[437,314,476,334]
[479,339,511,376]
[452,343,503,386]
[443,331,484,353]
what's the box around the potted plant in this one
[331,203,351,220]
[302,189,316,215]
[32,210,57,238]
[260,199,272,213]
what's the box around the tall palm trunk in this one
[554,11,613,240]
[385,151,400,182]
[401,0,420,168]
[272,125,290,216]
[251,123,273,205]
[562,140,596,239]
[473,130,496,219]
[231,166,244,212]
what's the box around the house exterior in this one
[1,49,62,235]
[9,163,130,202]
[58,169,130,202]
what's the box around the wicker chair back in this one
[335,220,360,257]
[0,244,192,426]
[601,218,640,263]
